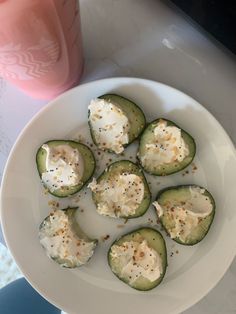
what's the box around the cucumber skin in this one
[36,140,96,198]
[155,185,215,246]
[88,94,147,154]
[138,118,196,176]
[91,160,152,219]
[107,227,167,291]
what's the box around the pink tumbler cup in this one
[0,0,84,99]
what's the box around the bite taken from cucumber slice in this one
[108,227,167,291]
[88,94,146,154]
[88,160,151,219]
[39,207,97,268]
[153,185,215,245]
[138,118,196,176]
[36,140,95,198]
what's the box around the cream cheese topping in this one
[88,98,130,154]
[152,201,163,217]
[111,240,162,283]
[141,120,189,168]
[41,144,84,192]
[88,173,144,217]
[153,187,213,241]
[39,210,96,266]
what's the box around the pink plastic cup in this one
[0,0,84,99]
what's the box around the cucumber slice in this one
[39,207,97,268]
[88,94,146,154]
[154,185,215,245]
[108,227,167,291]
[90,160,151,219]
[138,118,196,175]
[36,140,95,198]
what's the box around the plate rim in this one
[1,77,236,314]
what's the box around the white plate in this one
[1,78,236,314]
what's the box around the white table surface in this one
[0,0,236,313]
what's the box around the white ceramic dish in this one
[1,78,236,314]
